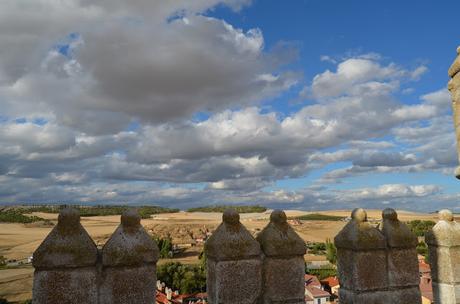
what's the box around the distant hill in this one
[1,205,180,220]
[187,205,267,213]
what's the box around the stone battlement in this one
[33,207,460,304]
[32,208,159,304]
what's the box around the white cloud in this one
[309,57,427,99]
[0,0,298,134]
[0,3,456,213]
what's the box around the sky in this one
[0,0,459,211]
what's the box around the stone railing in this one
[32,207,460,304]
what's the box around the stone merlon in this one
[256,209,306,257]
[334,208,386,250]
[380,208,418,248]
[205,209,261,260]
[102,209,159,266]
[32,207,98,269]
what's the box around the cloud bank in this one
[0,1,457,211]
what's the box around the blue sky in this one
[0,0,459,211]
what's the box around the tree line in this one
[187,205,267,213]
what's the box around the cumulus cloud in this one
[309,56,427,99]
[0,1,456,211]
[0,0,298,134]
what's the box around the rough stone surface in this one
[432,282,460,304]
[335,208,386,250]
[205,209,261,260]
[449,46,460,78]
[335,209,388,303]
[33,268,97,304]
[341,288,420,304]
[101,209,159,304]
[426,209,460,303]
[426,209,460,247]
[102,209,159,266]
[380,208,420,291]
[207,259,262,304]
[32,208,160,304]
[205,209,262,304]
[260,257,304,304]
[448,47,460,179]
[99,265,157,304]
[256,210,306,304]
[256,210,306,257]
[32,208,98,304]
[339,289,390,304]
[33,208,98,268]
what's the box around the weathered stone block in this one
[427,209,460,303]
[101,209,159,304]
[33,208,98,269]
[380,208,420,291]
[387,248,419,287]
[429,245,460,283]
[336,248,353,290]
[339,289,389,304]
[208,259,262,304]
[352,250,387,291]
[205,209,262,304]
[33,268,97,304]
[32,208,98,304]
[432,282,460,304]
[256,210,306,304]
[448,46,460,179]
[99,265,157,304]
[261,257,304,303]
[384,286,421,304]
[335,208,388,300]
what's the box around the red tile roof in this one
[306,286,331,298]
[305,274,321,288]
[305,274,331,299]
[321,276,340,287]
[419,261,431,274]
[419,276,433,302]
[156,291,207,304]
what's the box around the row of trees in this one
[295,214,345,221]
[157,249,207,294]
[13,205,179,219]
[153,236,174,259]
[187,205,267,213]
[0,210,47,224]
[407,220,436,237]
[306,239,337,264]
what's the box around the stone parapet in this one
[32,208,98,304]
[426,209,460,304]
[256,210,306,304]
[335,208,388,304]
[335,208,421,304]
[32,208,159,304]
[205,209,262,304]
[100,209,159,304]
[379,208,421,304]
[32,207,428,304]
